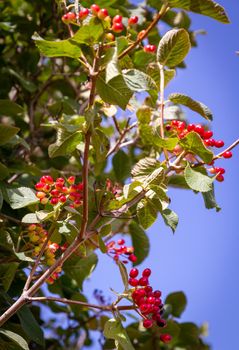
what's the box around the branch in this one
[107,121,137,157]
[118,3,169,60]
[26,296,136,312]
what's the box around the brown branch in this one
[107,121,137,157]
[26,296,136,312]
[118,3,169,60]
[23,224,55,292]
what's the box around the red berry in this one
[216,174,224,182]
[50,197,59,205]
[79,8,89,20]
[144,44,156,53]
[106,33,115,41]
[187,123,195,132]
[145,286,153,293]
[62,12,76,23]
[98,8,108,20]
[56,177,65,184]
[138,289,146,297]
[117,239,125,245]
[160,334,172,343]
[40,197,48,205]
[43,184,51,192]
[204,139,211,147]
[59,195,67,203]
[128,16,138,25]
[203,130,213,139]
[177,121,186,131]
[147,296,156,304]
[51,189,60,197]
[139,277,149,286]
[154,298,162,306]
[215,140,224,148]
[35,182,45,190]
[67,176,75,184]
[91,4,100,15]
[143,319,153,329]
[128,278,139,287]
[113,15,123,23]
[36,191,46,199]
[129,268,139,278]
[208,138,216,147]
[194,124,204,135]
[112,22,124,33]
[154,290,162,298]
[142,268,151,277]
[129,254,137,263]
[157,319,166,328]
[223,151,232,159]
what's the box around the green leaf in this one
[92,129,110,162]
[98,234,107,254]
[136,106,151,124]
[4,68,37,93]
[0,162,10,180]
[137,199,157,229]
[184,163,214,193]
[143,167,164,187]
[157,28,191,67]
[177,322,200,346]
[202,185,221,211]
[21,213,39,224]
[0,188,3,210]
[169,93,213,120]
[113,150,131,182]
[48,130,82,158]
[0,329,29,350]
[132,158,161,182]
[0,124,20,145]
[154,136,179,151]
[33,33,82,59]
[6,187,38,209]
[161,208,179,233]
[96,73,133,110]
[0,99,24,117]
[129,221,149,265]
[105,47,121,83]
[104,318,134,350]
[18,306,45,346]
[167,0,230,24]
[117,260,129,291]
[63,253,98,290]
[71,17,104,45]
[179,131,214,163]
[165,291,187,317]
[0,263,19,291]
[123,69,157,92]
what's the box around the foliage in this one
[0,0,235,349]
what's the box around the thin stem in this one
[159,63,169,162]
[107,122,137,157]
[118,3,169,60]
[26,296,136,312]
[23,224,55,292]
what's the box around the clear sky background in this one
[82,1,239,349]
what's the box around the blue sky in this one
[83,1,239,349]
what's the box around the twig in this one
[23,224,55,292]
[107,121,137,157]
[26,296,136,312]
[118,3,169,60]
[158,64,169,162]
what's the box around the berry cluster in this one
[27,224,63,284]
[35,175,83,208]
[62,4,138,36]
[106,239,137,264]
[166,120,233,182]
[128,268,171,342]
